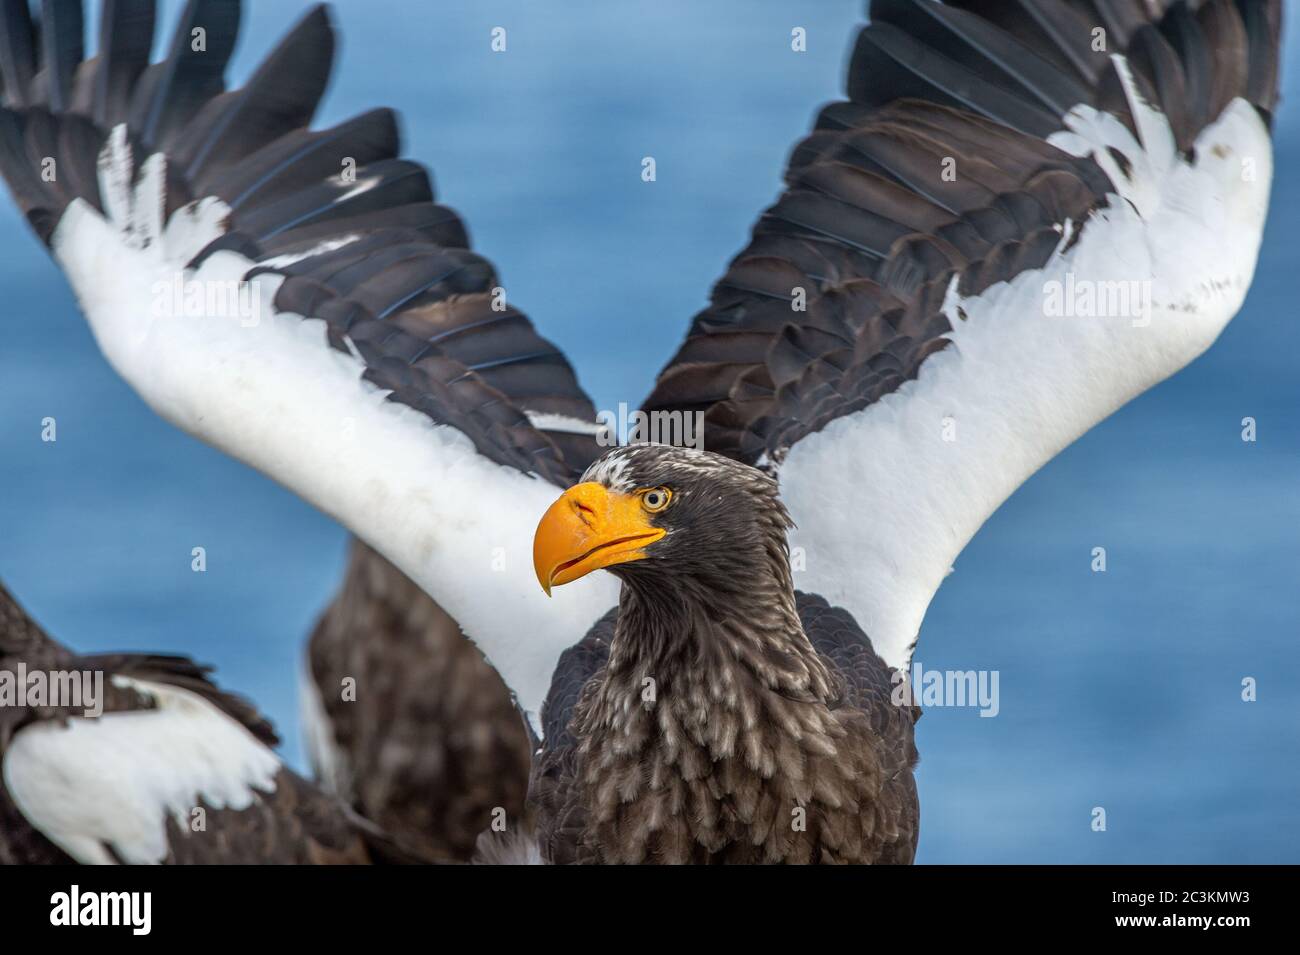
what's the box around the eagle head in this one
[532,444,790,595]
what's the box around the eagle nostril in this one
[571,499,596,527]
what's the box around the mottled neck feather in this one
[572,517,862,863]
[605,536,838,709]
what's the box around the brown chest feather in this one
[573,666,905,864]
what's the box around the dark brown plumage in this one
[0,580,412,865]
[531,446,920,864]
[643,0,1283,466]
[306,540,532,862]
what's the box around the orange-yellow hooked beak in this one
[533,482,665,594]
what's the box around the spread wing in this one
[643,0,1282,666]
[797,592,920,864]
[0,581,401,864]
[0,0,620,724]
[301,539,531,861]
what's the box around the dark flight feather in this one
[172,4,334,184]
[1162,2,1213,137]
[0,0,38,108]
[644,0,1282,467]
[1238,0,1283,120]
[871,0,1094,116]
[1198,0,1250,125]
[127,0,240,151]
[237,159,435,240]
[34,0,84,113]
[88,0,156,127]
[849,21,1063,138]
[204,108,401,212]
[944,0,1110,86]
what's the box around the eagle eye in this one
[640,487,672,513]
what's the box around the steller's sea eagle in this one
[0,0,1282,862]
[0,580,422,864]
[532,445,922,862]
